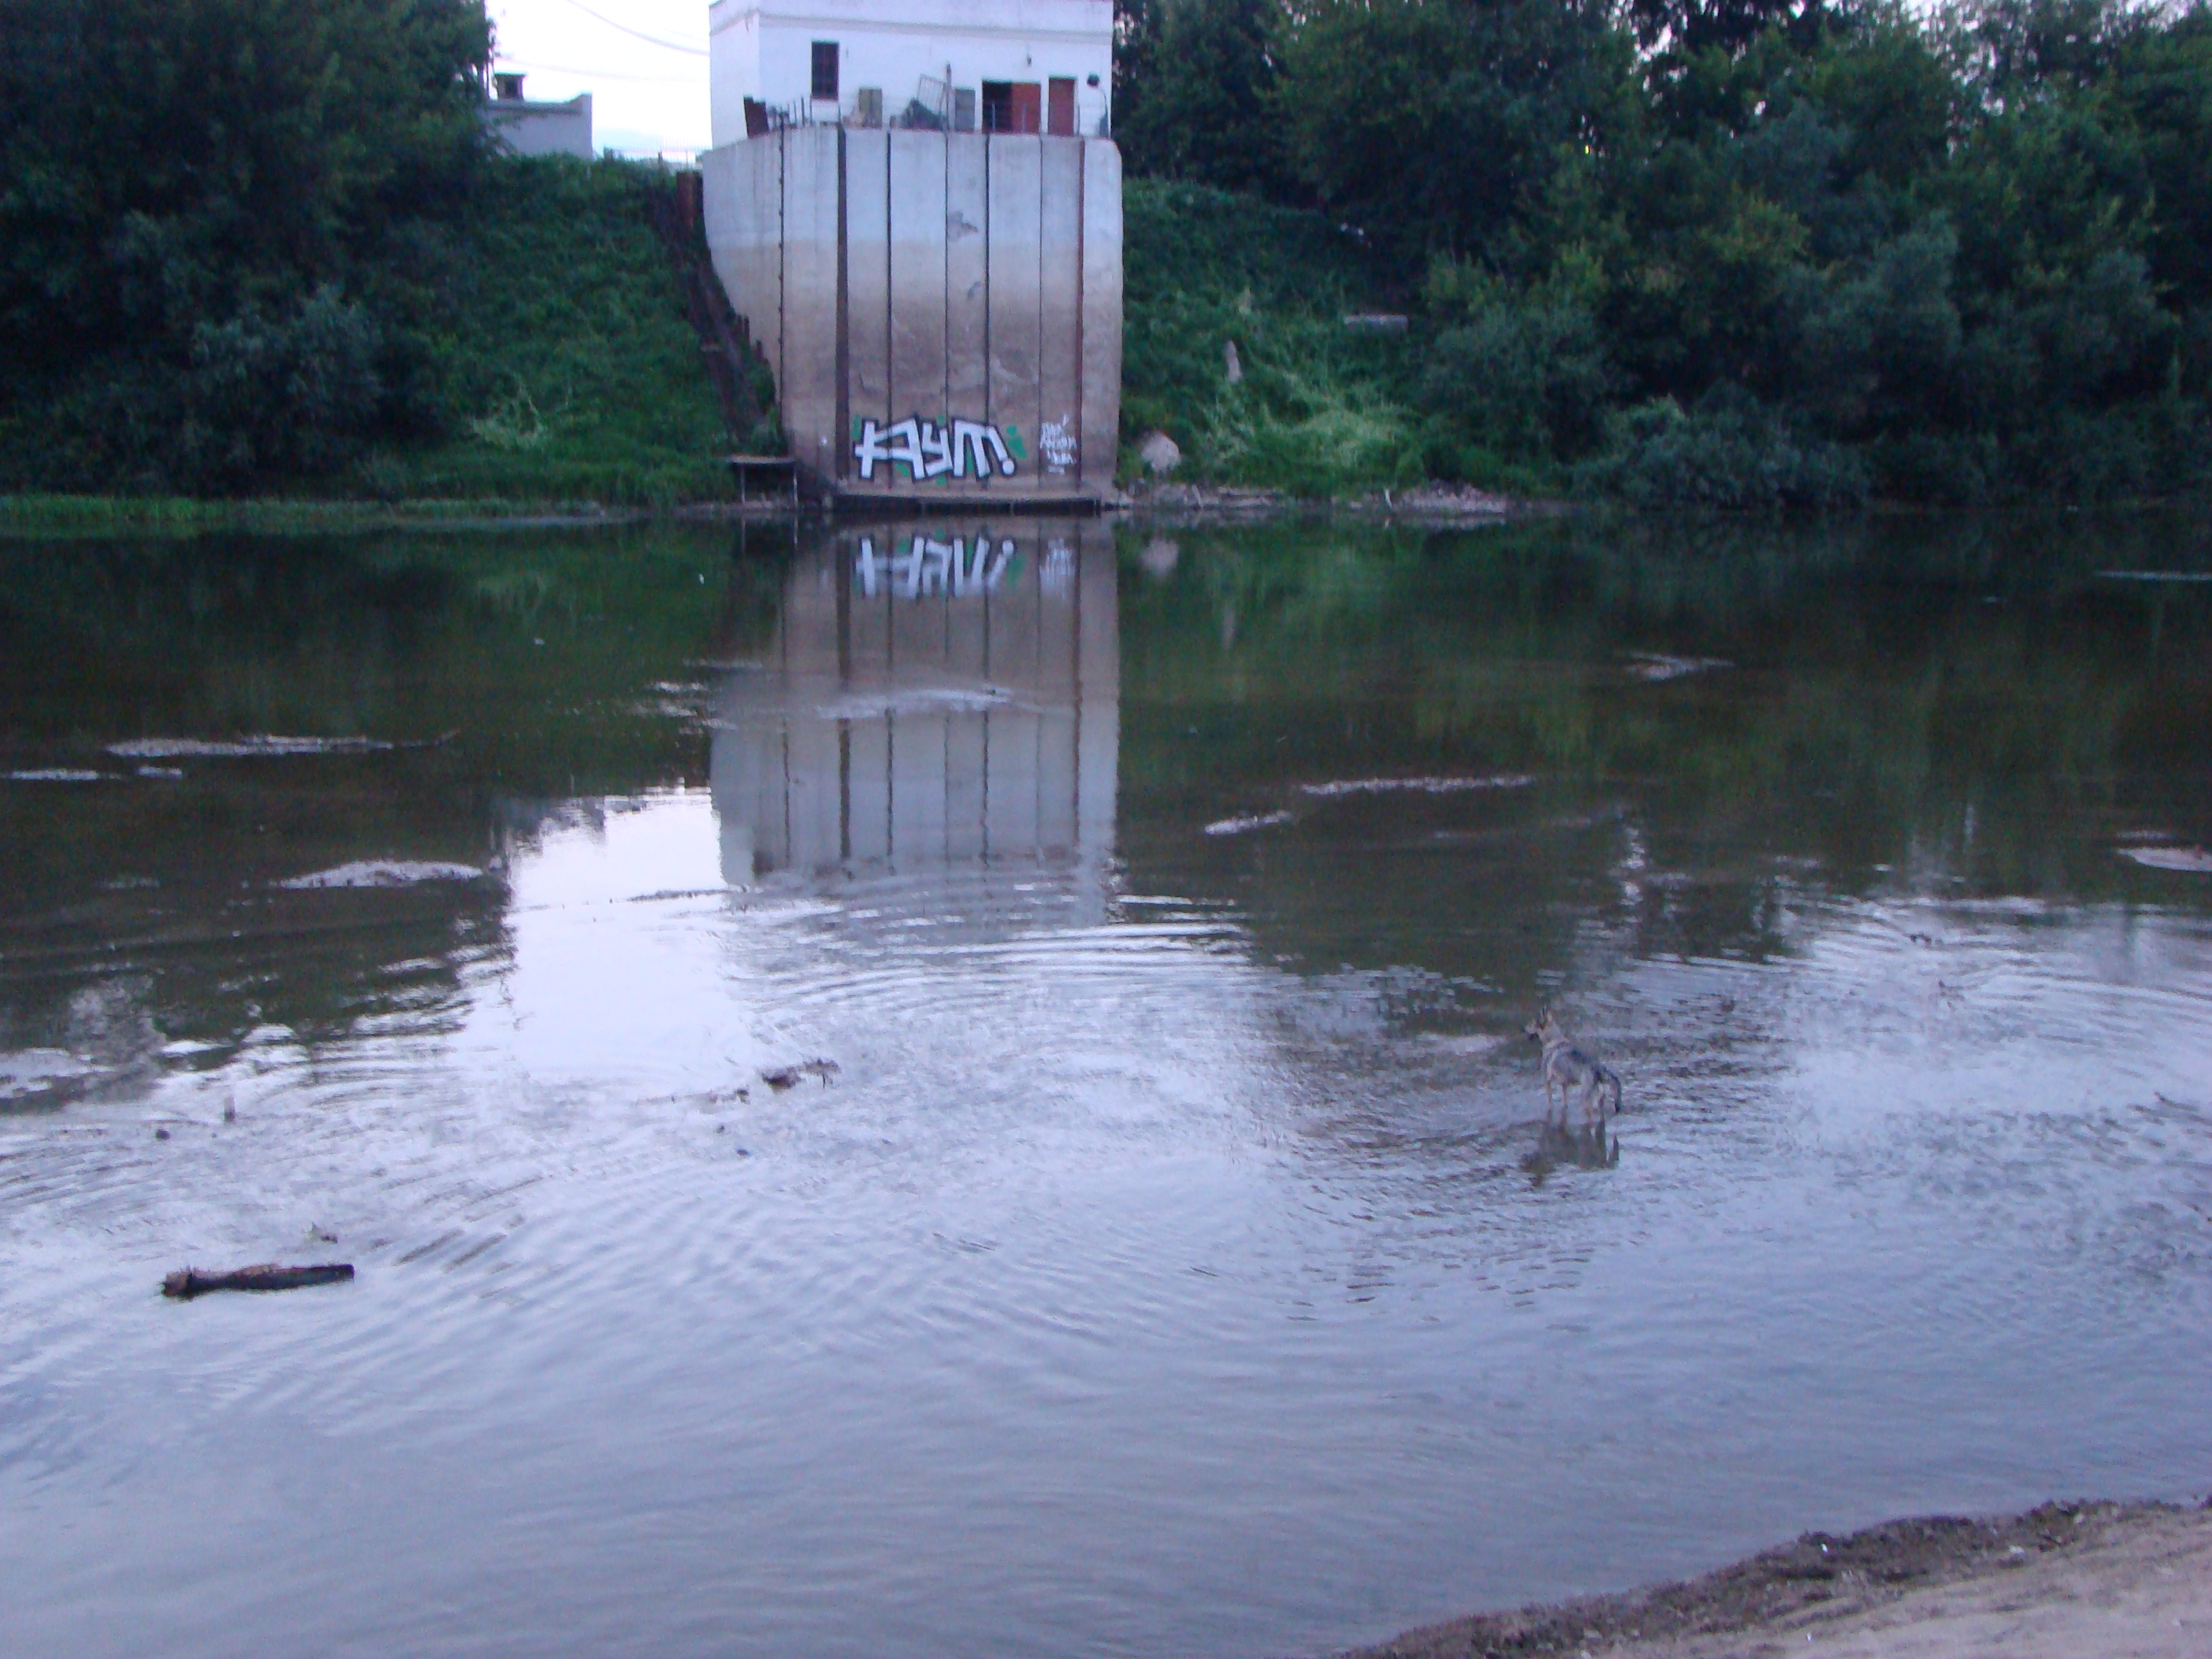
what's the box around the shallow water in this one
[2,513,2209,1658]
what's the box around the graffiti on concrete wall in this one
[1039,418,1077,475]
[851,416,1025,482]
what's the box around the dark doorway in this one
[1047,77,1076,136]
[811,41,839,101]
[983,81,1042,134]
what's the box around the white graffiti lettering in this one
[1042,537,1074,597]
[854,416,1021,481]
[909,537,952,596]
[952,419,1017,478]
[856,534,1019,599]
[851,417,928,481]
[916,422,955,479]
[853,422,892,481]
[1040,417,1077,474]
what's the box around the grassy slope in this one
[1120,178,1427,496]
[374,159,731,506]
[413,171,1434,506]
[1,159,736,518]
[7,168,1419,517]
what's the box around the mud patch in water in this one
[276,861,488,889]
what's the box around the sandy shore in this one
[1346,1500,2211,1659]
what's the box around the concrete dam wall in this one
[702,128,1122,504]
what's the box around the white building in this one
[483,74,594,159]
[706,0,1112,145]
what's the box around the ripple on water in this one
[5,525,2212,1659]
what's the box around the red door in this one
[1047,78,1076,136]
[1009,82,1041,134]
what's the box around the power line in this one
[548,0,708,56]
[499,57,704,82]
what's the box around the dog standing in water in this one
[1523,1008,1624,1127]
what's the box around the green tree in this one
[0,0,492,491]
[1114,0,1294,195]
[1631,0,1828,58]
[1279,0,1639,264]
[2103,1,2212,309]
[1113,0,1166,156]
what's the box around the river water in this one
[2,513,2208,1658]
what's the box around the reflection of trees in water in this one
[0,877,512,1112]
[0,527,741,790]
[1122,512,2210,869]
[0,526,746,1085]
[1116,510,2212,1013]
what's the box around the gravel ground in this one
[1343,1500,2212,1659]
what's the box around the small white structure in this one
[483,73,594,160]
[707,0,1112,143]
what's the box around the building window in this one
[811,41,839,102]
[1047,78,1076,136]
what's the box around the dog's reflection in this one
[1520,1118,1620,1185]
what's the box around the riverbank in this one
[0,483,1559,539]
[1126,480,1563,525]
[1347,1500,2211,1659]
[0,494,655,539]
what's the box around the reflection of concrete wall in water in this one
[701,128,1122,501]
[710,521,1117,888]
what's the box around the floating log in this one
[162,1263,354,1300]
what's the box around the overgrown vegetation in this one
[9,0,2210,509]
[1117,0,2212,506]
[370,159,736,506]
[1122,180,1425,494]
[0,1,738,504]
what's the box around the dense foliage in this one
[1122,179,1426,489]
[6,0,2207,506]
[1116,0,2212,504]
[0,0,489,491]
[375,159,735,507]
[0,0,732,501]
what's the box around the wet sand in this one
[1348,1500,2212,1658]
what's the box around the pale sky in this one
[489,0,714,155]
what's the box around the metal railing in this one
[742,88,1109,139]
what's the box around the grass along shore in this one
[14,163,2206,521]
[0,494,649,539]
